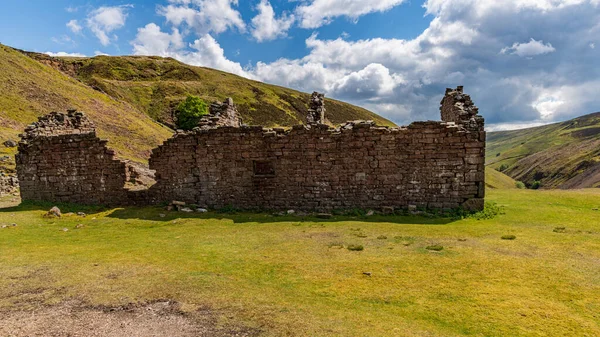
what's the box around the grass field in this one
[1,189,599,336]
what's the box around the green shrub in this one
[553,227,567,233]
[498,164,509,172]
[515,181,526,189]
[501,235,517,240]
[347,244,364,251]
[175,95,208,130]
[531,180,542,190]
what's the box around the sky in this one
[0,0,599,130]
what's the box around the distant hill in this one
[486,112,600,189]
[0,44,172,171]
[22,50,394,128]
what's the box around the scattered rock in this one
[458,238,467,242]
[11,223,17,227]
[166,205,174,211]
[159,214,166,218]
[366,210,374,216]
[75,224,84,229]
[171,201,186,206]
[426,245,444,251]
[316,213,332,219]
[408,205,417,212]
[363,272,372,276]
[593,208,599,211]
[196,208,208,213]
[180,207,193,213]
[45,206,62,218]
[287,209,295,215]
[501,235,517,240]
[553,227,567,233]
[77,212,86,216]
[60,228,69,232]
[377,235,387,240]
[3,140,17,148]
[1,225,7,229]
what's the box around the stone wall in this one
[149,87,485,211]
[16,111,129,204]
[16,87,486,211]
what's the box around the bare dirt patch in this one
[0,300,260,337]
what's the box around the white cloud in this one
[132,23,184,56]
[94,51,110,56]
[501,38,556,57]
[250,0,295,42]
[158,0,245,35]
[66,19,82,34]
[131,23,250,78]
[296,0,407,29]
[87,5,132,46]
[44,51,86,57]
[65,6,78,13]
[591,43,596,49]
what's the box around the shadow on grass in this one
[0,201,458,225]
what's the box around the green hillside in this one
[486,112,600,189]
[23,50,395,128]
[0,45,172,173]
[485,168,517,190]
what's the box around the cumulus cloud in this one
[296,0,407,28]
[131,23,250,78]
[87,5,132,46]
[158,0,245,35]
[44,51,86,57]
[251,0,295,42]
[501,38,556,57]
[132,23,184,56]
[66,19,82,34]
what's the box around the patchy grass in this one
[1,189,599,336]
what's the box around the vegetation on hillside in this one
[0,44,172,164]
[1,188,599,336]
[486,112,600,189]
[23,50,395,128]
[485,167,516,190]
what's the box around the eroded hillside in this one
[486,112,600,189]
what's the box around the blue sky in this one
[1,0,599,130]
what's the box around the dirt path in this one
[0,301,260,337]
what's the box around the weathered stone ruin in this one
[307,92,326,124]
[15,110,130,204]
[16,88,486,211]
[198,98,243,129]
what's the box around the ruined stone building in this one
[16,87,485,211]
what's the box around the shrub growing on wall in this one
[176,95,208,130]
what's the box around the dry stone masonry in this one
[16,111,130,204]
[16,87,486,211]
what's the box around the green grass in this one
[1,189,599,336]
[485,167,516,190]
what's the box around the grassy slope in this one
[24,51,395,128]
[486,112,600,188]
[0,45,173,166]
[485,168,516,189]
[1,189,599,336]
